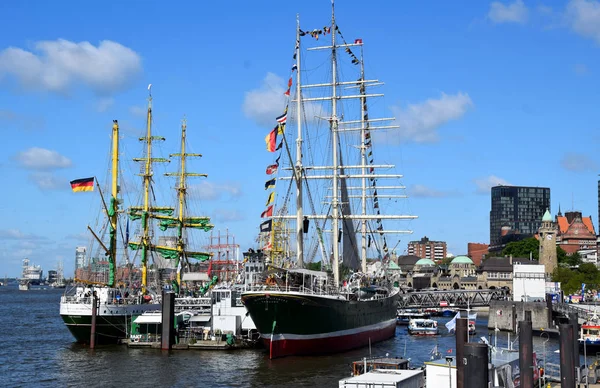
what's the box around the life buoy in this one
[132,336,139,343]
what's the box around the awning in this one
[134,314,162,324]
[182,272,210,281]
[189,315,211,322]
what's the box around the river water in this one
[0,285,577,387]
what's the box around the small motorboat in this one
[408,319,439,336]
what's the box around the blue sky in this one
[1,0,600,277]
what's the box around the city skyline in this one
[2,0,600,276]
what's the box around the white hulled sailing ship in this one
[241,1,417,358]
[60,87,215,344]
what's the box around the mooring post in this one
[519,312,533,388]
[90,292,98,349]
[464,343,489,388]
[161,290,175,350]
[569,312,580,384]
[559,323,575,388]
[456,318,467,388]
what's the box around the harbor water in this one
[0,285,578,387]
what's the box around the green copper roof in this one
[388,261,400,270]
[542,209,552,222]
[451,256,474,265]
[415,258,435,266]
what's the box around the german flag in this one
[265,128,277,152]
[70,177,94,192]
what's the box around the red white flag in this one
[354,38,363,44]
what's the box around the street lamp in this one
[446,356,453,388]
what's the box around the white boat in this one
[18,279,30,291]
[408,318,438,336]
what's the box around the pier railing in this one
[397,289,509,309]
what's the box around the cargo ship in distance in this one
[241,0,416,359]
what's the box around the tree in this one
[557,248,582,267]
[501,238,539,260]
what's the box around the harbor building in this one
[407,236,446,260]
[75,246,86,270]
[467,242,488,266]
[489,185,550,252]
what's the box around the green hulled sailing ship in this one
[60,87,215,344]
[241,1,417,358]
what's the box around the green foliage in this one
[551,263,599,295]
[502,238,539,260]
[557,248,582,267]
[306,261,322,271]
[440,257,453,266]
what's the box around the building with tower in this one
[490,185,550,252]
[538,209,557,276]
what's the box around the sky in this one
[1,0,600,277]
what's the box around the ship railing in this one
[175,297,212,306]
[244,283,344,297]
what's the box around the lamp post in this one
[446,356,453,388]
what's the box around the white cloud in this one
[15,147,72,170]
[190,181,242,201]
[96,97,114,112]
[243,72,288,127]
[474,175,511,194]
[28,172,69,190]
[566,0,600,44]
[213,209,246,222]
[488,0,529,24]
[409,184,456,198]
[0,228,46,241]
[388,92,473,144]
[561,153,598,171]
[129,105,146,117]
[0,39,142,95]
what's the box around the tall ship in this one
[60,87,215,344]
[241,1,417,358]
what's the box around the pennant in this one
[266,191,275,206]
[284,77,293,96]
[265,128,277,152]
[276,141,283,151]
[70,177,94,192]
[260,219,272,233]
[276,107,288,124]
[299,29,306,36]
[277,122,286,135]
[261,205,274,218]
[266,163,279,175]
[265,178,276,190]
[355,38,363,44]
[292,64,298,72]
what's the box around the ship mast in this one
[164,118,214,293]
[135,86,170,293]
[108,120,119,287]
[295,14,304,268]
[276,0,418,279]
[166,119,207,289]
[359,46,367,274]
[330,0,340,286]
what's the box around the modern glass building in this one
[490,185,551,250]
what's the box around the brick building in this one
[407,236,447,260]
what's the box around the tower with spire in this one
[538,208,557,276]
